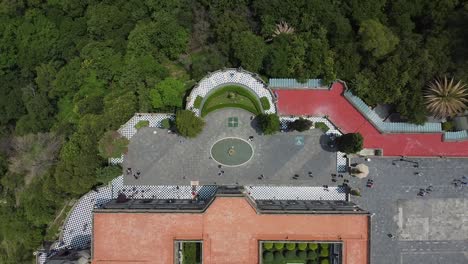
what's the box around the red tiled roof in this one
[276,83,468,156]
[92,197,369,264]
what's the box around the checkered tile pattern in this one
[186,69,276,115]
[111,175,218,200]
[110,113,174,165]
[246,186,347,201]
[37,252,47,264]
[118,113,174,139]
[47,175,217,260]
[280,116,347,172]
[336,152,348,173]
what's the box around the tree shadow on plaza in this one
[319,134,338,152]
[250,116,263,135]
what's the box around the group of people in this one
[452,176,467,188]
[417,185,433,196]
[126,167,141,179]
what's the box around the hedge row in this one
[263,249,330,263]
[260,96,270,110]
[264,242,329,252]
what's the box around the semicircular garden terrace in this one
[186,68,276,116]
[199,84,269,117]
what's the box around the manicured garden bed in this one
[200,85,262,116]
[261,242,334,264]
[182,242,202,264]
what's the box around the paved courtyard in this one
[346,157,468,264]
[123,108,337,186]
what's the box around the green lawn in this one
[200,85,262,117]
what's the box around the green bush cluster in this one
[290,118,313,132]
[161,118,171,129]
[314,122,329,132]
[442,121,454,131]
[257,113,280,135]
[260,96,270,110]
[175,110,205,138]
[263,242,274,250]
[263,242,334,264]
[337,133,364,154]
[193,96,203,109]
[134,120,149,129]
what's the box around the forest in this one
[0,0,467,262]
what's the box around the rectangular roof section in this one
[269,78,325,89]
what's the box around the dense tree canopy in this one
[0,0,467,262]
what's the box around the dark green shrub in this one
[260,96,270,110]
[308,250,318,260]
[320,248,329,257]
[274,243,284,250]
[263,242,274,250]
[442,121,454,131]
[297,243,308,251]
[134,120,149,130]
[291,118,313,132]
[175,110,205,138]
[286,243,296,250]
[298,250,307,259]
[308,243,318,251]
[193,96,203,109]
[161,118,171,129]
[274,251,285,262]
[257,113,280,135]
[263,251,274,262]
[285,250,297,260]
[314,122,329,132]
[321,259,330,264]
[336,133,363,154]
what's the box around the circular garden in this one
[262,242,332,264]
[211,137,253,167]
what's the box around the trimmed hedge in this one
[320,244,329,249]
[260,96,270,110]
[274,243,284,250]
[314,122,329,132]
[320,248,329,257]
[298,243,308,251]
[285,250,297,260]
[286,243,296,250]
[308,243,318,251]
[263,242,274,250]
[193,96,203,109]
[298,250,307,259]
[264,251,274,262]
[321,259,330,264]
[134,120,149,130]
[308,250,318,260]
[273,251,285,262]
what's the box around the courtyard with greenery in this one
[0,0,467,263]
[262,242,336,264]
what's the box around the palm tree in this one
[424,77,468,119]
[272,21,295,38]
